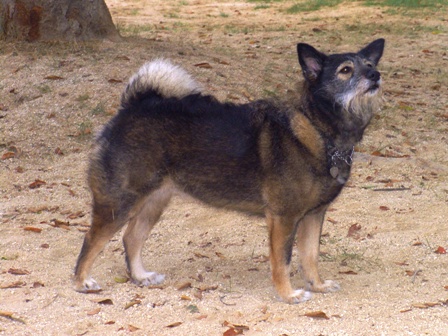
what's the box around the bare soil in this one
[1,1,447,335]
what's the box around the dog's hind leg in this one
[266,211,312,304]
[74,199,131,292]
[123,186,172,286]
[296,206,340,293]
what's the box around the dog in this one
[74,39,385,303]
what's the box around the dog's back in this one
[90,59,311,214]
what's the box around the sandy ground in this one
[1,1,447,335]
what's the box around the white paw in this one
[290,289,312,304]
[132,272,165,286]
[75,277,101,293]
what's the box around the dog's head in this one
[297,39,385,136]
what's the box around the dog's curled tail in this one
[121,59,202,106]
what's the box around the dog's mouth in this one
[365,83,380,94]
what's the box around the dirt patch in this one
[1,1,447,335]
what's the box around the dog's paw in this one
[308,280,340,293]
[75,277,101,293]
[132,272,165,286]
[287,289,312,304]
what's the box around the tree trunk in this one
[0,0,120,41]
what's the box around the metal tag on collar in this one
[330,166,339,178]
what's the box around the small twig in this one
[411,269,422,283]
[372,187,411,192]
[0,310,26,324]
[219,294,242,306]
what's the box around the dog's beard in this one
[337,80,383,127]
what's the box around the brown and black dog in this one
[74,39,385,303]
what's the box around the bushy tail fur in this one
[121,59,202,106]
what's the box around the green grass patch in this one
[36,84,51,94]
[117,23,154,36]
[364,0,447,8]
[76,94,90,102]
[286,0,345,13]
[248,0,284,3]
[90,102,106,116]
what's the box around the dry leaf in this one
[252,254,269,263]
[54,147,64,155]
[0,281,25,289]
[194,252,209,258]
[128,324,140,332]
[116,55,130,61]
[23,226,42,233]
[411,302,439,309]
[435,246,446,254]
[176,281,192,290]
[194,62,213,69]
[51,219,70,230]
[339,270,358,275]
[67,211,85,219]
[86,307,101,316]
[108,78,123,83]
[215,252,226,259]
[165,321,182,328]
[92,298,113,305]
[198,284,218,292]
[304,311,330,319]
[379,205,390,211]
[347,223,361,238]
[32,281,45,288]
[1,151,15,160]
[29,179,46,189]
[44,75,64,80]
[181,294,192,301]
[405,270,421,277]
[222,321,249,333]
[223,328,243,336]
[8,268,30,275]
[124,299,141,310]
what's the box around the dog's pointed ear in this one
[358,38,385,65]
[297,43,326,82]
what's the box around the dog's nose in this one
[367,69,380,82]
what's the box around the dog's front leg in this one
[296,206,340,293]
[266,211,311,304]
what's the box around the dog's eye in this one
[366,63,373,68]
[339,66,352,75]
